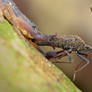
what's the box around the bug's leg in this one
[45,50,65,59]
[54,49,72,62]
[45,50,71,61]
[55,50,72,63]
[65,50,72,63]
[73,53,89,81]
[50,50,73,63]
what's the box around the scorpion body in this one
[38,35,92,55]
[0,0,91,80]
[38,35,92,80]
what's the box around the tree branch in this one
[0,20,82,92]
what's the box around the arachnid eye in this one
[85,45,92,50]
[85,46,89,49]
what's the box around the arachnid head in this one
[84,45,92,53]
[78,44,92,55]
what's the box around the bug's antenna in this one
[73,72,76,81]
[73,53,90,81]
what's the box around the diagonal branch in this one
[0,19,82,92]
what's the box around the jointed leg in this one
[73,53,89,81]
[46,50,72,63]
[45,50,65,59]
[54,50,72,63]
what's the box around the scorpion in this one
[38,35,92,80]
[0,0,92,80]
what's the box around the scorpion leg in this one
[65,50,72,63]
[54,50,72,63]
[73,53,89,81]
[45,50,64,59]
[47,50,72,63]
[54,49,72,63]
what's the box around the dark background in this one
[14,0,92,92]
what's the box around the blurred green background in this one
[14,0,92,92]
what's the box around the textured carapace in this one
[49,35,92,53]
[43,35,92,80]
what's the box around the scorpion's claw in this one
[48,42,56,49]
[46,51,58,59]
[45,50,65,59]
[45,50,72,61]
[48,33,59,49]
